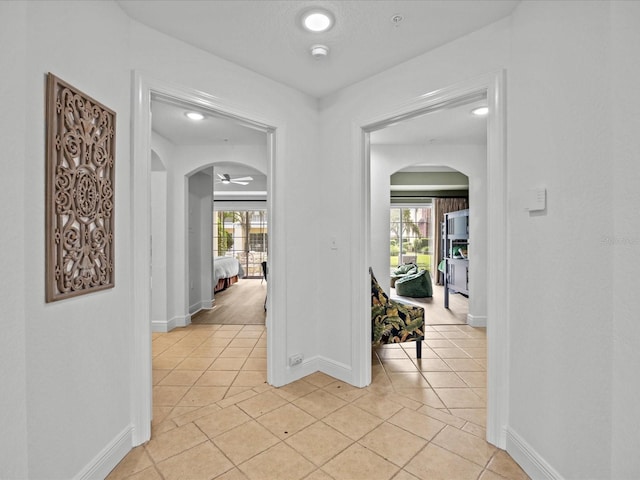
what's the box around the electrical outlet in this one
[289,354,303,367]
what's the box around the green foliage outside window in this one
[217,222,233,256]
[390,206,432,272]
[216,211,241,256]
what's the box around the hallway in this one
[107,323,527,479]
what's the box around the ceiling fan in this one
[216,173,253,186]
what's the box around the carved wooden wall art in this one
[45,73,115,302]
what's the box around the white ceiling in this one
[370,97,487,146]
[151,98,267,146]
[139,1,497,179]
[117,0,519,98]
[151,89,486,148]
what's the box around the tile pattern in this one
[108,324,529,480]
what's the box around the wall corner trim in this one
[189,300,213,315]
[276,356,354,387]
[467,314,487,327]
[506,427,564,480]
[73,425,133,480]
[151,314,191,333]
[317,356,354,385]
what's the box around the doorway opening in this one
[387,195,471,326]
[131,74,282,446]
[358,72,507,448]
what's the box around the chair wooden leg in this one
[416,339,422,359]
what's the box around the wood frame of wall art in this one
[45,73,116,302]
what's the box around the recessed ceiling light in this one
[471,106,489,116]
[302,9,334,32]
[185,112,204,121]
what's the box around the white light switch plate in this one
[526,188,546,212]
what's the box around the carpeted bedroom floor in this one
[192,279,267,325]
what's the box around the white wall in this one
[371,144,487,323]
[6,1,639,478]
[506,2,613,477]
[4,1,134,478]
[200,187,214,309]
[187,171,213,314]
[0,2,28,478]
[318,16,510,382]
[151,158,168,324]
[320,2,640,476]
[188,178,202,313]
[151,142,170,326]
[160,145,267,329]
[3,3,320,475]
[130,21,322,385]
[610,2,640,478]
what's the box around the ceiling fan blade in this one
[216,173,226,180]
[230,180,249,185]
[230,176,253,182]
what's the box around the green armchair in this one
[371,268,424,358]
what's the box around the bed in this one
[213,256,244,292]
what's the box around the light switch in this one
[526,188,546,212]
[330,236,338,250]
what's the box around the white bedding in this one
[213,256,244,284]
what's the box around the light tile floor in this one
[107,324,529,480]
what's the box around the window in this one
[390,206,432,274]
[213,210,267,278]
[249,232,268,252]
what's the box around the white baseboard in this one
[189,299,213,314]
[317,356,354,385]
[285,355,320,383]
[74,425,132,480]
[279,355,353,386]
[151,314,191,333]
[506,427,564,480]
[467,314,487,327]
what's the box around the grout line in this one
[135,322,515,480]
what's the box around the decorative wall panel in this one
[45,73,115,302]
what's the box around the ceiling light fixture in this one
[310,44,329,58]
[471,106,489,116]
[302,9,334,32]
[185,111,204,121]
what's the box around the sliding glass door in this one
[213,210,267,278]
[390,206,432,274]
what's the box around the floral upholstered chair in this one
[371,267,424,358]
